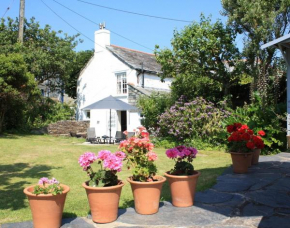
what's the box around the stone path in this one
[3,153,290,228]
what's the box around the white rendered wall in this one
[138,73,171,90]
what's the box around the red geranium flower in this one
[246,141,255,149]
[258,130,266,137]
[240,125,249,130]
[248,130,254,135]
[227,125,234,133]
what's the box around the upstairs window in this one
[116,72,127,94]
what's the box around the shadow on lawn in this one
[0,163,55,210]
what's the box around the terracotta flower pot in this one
[230,152,252,174]
[246,152,253,167]
[127,175,166,215]
[82,181,124,223]
[251,149,261,165]
[164,171,200,207]
[23,184,70,228]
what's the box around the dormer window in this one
[116,72,127,94]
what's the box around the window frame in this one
[116,72,127,95]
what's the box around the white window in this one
[116,72,127,94]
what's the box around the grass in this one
[0,134,231,224]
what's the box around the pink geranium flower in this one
[146,151,158,161]
[103,154,123,172]
[78,152,98,170]
[97,150,111,161]
[115,151,126,160]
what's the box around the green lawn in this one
[0,134,231,224]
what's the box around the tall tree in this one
[0,17,80,93]
[222,0,290,104]
[0,53,38,133]
[65,50,93,99]
[155,15,247,105]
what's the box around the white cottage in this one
[76,27,171,138]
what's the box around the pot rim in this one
[164,170,201,179]
[82,181,125,190]
[127,175,166,184]
[230,152,253,155]
[23,183,70,197]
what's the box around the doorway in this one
[121,111,127,132]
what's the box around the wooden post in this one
[18,0,25,43]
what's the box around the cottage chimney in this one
[94,23,110,53]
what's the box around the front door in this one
[121,111,127,132]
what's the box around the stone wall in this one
[47,120,89,137]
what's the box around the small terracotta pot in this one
[82,181,124,223]
[127,175,166,215]
[251,149,261,165]
[23,184,70,228]
[164,171,200,207]
[230,152,252,174]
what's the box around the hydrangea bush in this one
[119,126,158,182]
[78,150,126,187]
[157,96,230,143]
[166,146,198,175]
[33,177,63,195]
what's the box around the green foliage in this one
[0,53,38,133]
[152,137,177,149]
[155,15,247,106]
[137,92,172,130]
[33,184,64,195]
[223,93,286,154]
[0,17,80,92]
[89,169,118,187]
[28,98,75,128]
[222,0,289,104]
[173,161,194,175]
[132,162,157,182]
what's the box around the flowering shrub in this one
[166,146,198,175]
[119,126,158,182]
[78,150,125,187]
[227,123,265,152]
[33,177,63,195]
[157,96,230,142]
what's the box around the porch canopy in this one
[82,95,137,143]
[261,34,290,136]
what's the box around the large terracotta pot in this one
[82,181,124,223]
[164,171,200,207]
[23,184,70,228]
[230,152,252,174]
[127,175,166,215]
[251,149,261,165]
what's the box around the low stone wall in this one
[47,120,89,137]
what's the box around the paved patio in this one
[2,153,290,228]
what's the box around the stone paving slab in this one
[2,152,290,228]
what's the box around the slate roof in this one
[128,84,170,96]
[106,45,162,74]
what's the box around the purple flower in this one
[165,148,179,158]
[48,178,59,184]
[38,177,49,185]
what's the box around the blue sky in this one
[1,0,231,53]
